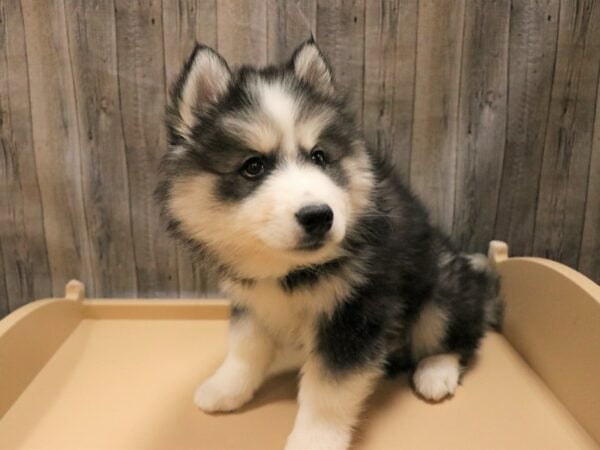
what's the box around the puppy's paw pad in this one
[193,377,252,413]
[413,354,460,402]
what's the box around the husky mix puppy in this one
[156,39,502,450]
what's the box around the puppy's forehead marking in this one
[296,110,336,150]
[257,81,298,156]
[221,113,280,154]
[224,79,335,156]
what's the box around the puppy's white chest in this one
[223,279,318,347]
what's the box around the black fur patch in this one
[316,283,387,372]
[213,153,278,202]
[324,161,349,188]
[214,171,267,202]
[280,258,346,292]
[231,304,247,319]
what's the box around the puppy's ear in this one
[289,38,334,95]
[168,44,231,143]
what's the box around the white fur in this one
[267,346,306,377]
[241,162,348,251]
[285,359,379,450]
[194,314,274,412]
[222,261,365,349]
[257,81,298,156]
[340,152,376,223]
[411,302,448,360]
[413,353,461,401]
[224,279,313,347]
[170,145,188,158]
[467,253,489,272]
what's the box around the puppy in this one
[156,38,502,450]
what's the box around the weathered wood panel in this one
[114,0,179,297]
[163,1,216,91]
[494,0,560,256]
[410,0,466,232]
[267,0,316,64]
[579,71,600,283]
[316,0,366,124]
[217,0,267,67]
[0,241,7,317]
[533,0,600,267]
[363,0,417,182]
[64,1,138,297]
[1,0,600,316]
[452,0,510,253]
[0,0,52,311]
[21,0,95,297]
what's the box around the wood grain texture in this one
[21,0,95,297]
[579,67,600,282]
[63,0,138,297]
[1,0,600,316]
[316,0,366,124]
[163,0,218,87]
[452,0,510,253]
[0,240,6,317]
[217,0,267,67]
[114,0,179,297]
[410,0,466,233]
[495,0,560,256]
[267,0,316,64]
[533,0,600,267]
[363,0,417,182]
[0,0,52,311]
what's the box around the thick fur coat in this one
[156,39,502,450]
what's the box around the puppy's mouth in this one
[294,237,327,251]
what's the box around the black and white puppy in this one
[156,39,502,450]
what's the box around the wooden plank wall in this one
[0,0,599,315]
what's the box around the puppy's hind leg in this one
[409,302,462,401]
[194,311,275,412]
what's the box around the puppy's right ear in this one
[289,37,334,96]
[168,44,231,143]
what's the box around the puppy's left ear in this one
[168,44,231,143]
[289,38,334,95]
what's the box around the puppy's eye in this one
[240,157,265,179]
[310,147,327,168]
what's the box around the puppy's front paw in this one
[285,426,351,450]
[413,353,460,401]
[193,374,254,413]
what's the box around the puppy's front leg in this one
[285,358,379,450]
[194,310,275,412]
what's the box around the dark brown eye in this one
[310,147,327,168]
[240,157,265,179]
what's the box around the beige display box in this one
[0,242,598,449]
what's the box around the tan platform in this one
[0,242,599,449]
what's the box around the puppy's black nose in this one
[295,204,334,236]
